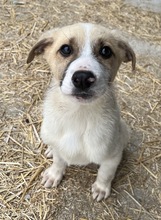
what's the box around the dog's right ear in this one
[27,38,53,64]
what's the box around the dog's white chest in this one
[41,100,112,165]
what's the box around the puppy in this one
[27,23,136,202]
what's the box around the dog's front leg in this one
[92,153,122,202]
[41,152,67,188]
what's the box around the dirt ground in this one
[0,0,161,219]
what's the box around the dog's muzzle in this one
[72,70,96,100]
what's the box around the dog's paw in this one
[41,165,64,188]
[92,181,111,202]
[45,146,53,158]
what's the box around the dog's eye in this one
[59,44,72,57]
[99,46,113,59]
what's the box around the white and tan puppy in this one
[27,23,136,202]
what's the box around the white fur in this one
[41,80,128,201]
[61,24,103,96]
[31,23,133,202]
[41,88,122,165]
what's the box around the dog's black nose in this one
[72,71,96,90]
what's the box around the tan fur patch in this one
[42,24,86,81]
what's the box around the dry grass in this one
[0,0,161,219]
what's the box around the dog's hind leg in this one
[45,145,53,158]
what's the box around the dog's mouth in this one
[73,92,94,101]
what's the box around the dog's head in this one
[27,23,136,102]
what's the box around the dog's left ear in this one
[27,38,53,64]
[118,41,136,71]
